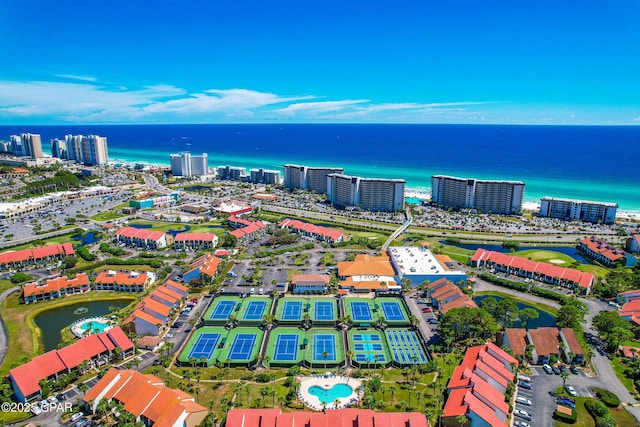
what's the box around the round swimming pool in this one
[308,384,353,403]
[70,316,112,338]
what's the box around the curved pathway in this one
[0,286,20,367]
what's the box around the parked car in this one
[427,318,438,324]
[422,308,432,313]
[543,364,554,374]
[518,381,532,390]
[565,385,578,396]
[570,365,579,374]
[553,366,561,375]
[559,365,568,374]
[516,396,532,406]
[514,421,531,427]
[514,409,532,421]
[557,397,577,408]
[31,404,42,416]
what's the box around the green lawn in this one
[91,210,128,222]
[554,395,637,427]
[514,249,608,279]
[610,357,638,397]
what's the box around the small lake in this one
[72,232,100,245]
[129,223,191,237]
[473,294,556,328]
[440,241,589,264]
[33,298,133,351]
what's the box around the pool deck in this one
[298,375,363,411]
[70,316,113,338]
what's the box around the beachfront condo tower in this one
[539,197,617,224]
[170,152,208,177]
[283,164,344,194]
[52,134,109,165]
[327,174,405,212]
[10,133,44,159]
[431,175,525,214]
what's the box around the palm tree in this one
[408,314,419,329]
[389,385,396,406]
[561,371,569,388]
[277,396,287,410]
[235,381,246,406]
[259,386,270,408]
[333,398,341,409]
[323,350,329,371]
[345,350,354,368]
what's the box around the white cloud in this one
[55,74,98,82]
[275,100,369,116]
[633,116,640,122]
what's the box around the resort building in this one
[149,284,184,309]
[217,165,247,180]
[174,232,218,250]
[183,253,221,283]
[326,173,405,211]
[228,215,268,244]
[123,280,188,336]
[291,274,330,294]
[425,278,477,314]
[128,192,179,210]
[443,343,518,427]
[83,369,207,427]
[577,236,636,267]
[9,133,44,158]
[114,226,168,249]
[539,197,618,224]
[337,253,400,293]
[470,249,595,294]
[52,134,109,165]
[249,168,281,185]
[501,327,583,364]
[388,246,467,285]
[23,273,90,304]
[170,152,209,177]
[283,164,344,194]
[94,270,156,293]
[213,201,253,215]
[226,408,428,427]
[9,327,133,403]
[626,233,640,254]
[0,243,75,269]
[278,218,344,243]
[431,175,525,214]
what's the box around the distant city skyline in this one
[0,1,638,125]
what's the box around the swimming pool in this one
[308,384,354,404]
[70,316,113,337]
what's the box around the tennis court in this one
[242,300,267,320]
[385,328,428,364]
[227,333,258,360]
[350,301,372,321]
[273,334,299,361]
[348,329,390,367]
[210,300,236,320]
[380,301,406,321]
[187,333,221,360]
[313,334,336,361]
[314,301,334,321]
[281,301,302,321]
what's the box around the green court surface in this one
[275,297,339,324]
[304,329,344,367]
[347,328,391,368]
[309,298,339,324]
[344,297,379,326]
[203,296,243,325]
[236,297,274,324]
[274,297,307,323]
[218,327,265,365]
[385,328,429,365]
[373,297,411,325]
[178,327,228,366]
[264,327,306,366]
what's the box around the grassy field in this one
[0,291,136,377]
[90,202,129,221]
[514,249,608,279]
[610,357,638,397]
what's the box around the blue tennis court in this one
[210,300,236,319]
[354,343,383,351]
[281,301,302,320]
[188,333,220,360]
[350,301,372,321]
[243,300,267,320]
[353,334,381,341]
[385,329,428,364]
[273,334,299,361]
[314,302,334,321]
[381,301,405,321]
[228,333,257,360]
[355,354,386,363]
[313,334,336,361]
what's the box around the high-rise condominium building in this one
[53,134,108,165]
[217,165,247,180]
[327,174,405,211]
[249,168,281,185]
[539,197,617,224]
[431,175,525,214]
[10,133,43,159]
[170,152,208,177]
[283,164,344,194]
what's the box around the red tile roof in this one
[0,243,74,265]
[23,273,89,297]
[338,254,396,277]
[142,298,171,318]
[95,270,150,286]
[107,326,134,351]
[291,274,330,284]
[579,236,626,262]
[187,254,221,277]
[115,226,166,242]
[279,218,344,242]
[164,279,188,293]
[174,232,217,243]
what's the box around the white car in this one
[514,421,531,427]
[514,409,532,421]
[516,396,532,406]
[47,396,59,404]
[565,385,578,396]
[31,404,42,415]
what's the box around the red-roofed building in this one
[23,273,90,304]
[174,232,218,250]
[291,274,330,294]
[183,253,221,283]
[578,236,635,267]
[0,243,75,269]
[84,369,207,427]
[122,280,186,336]
[227,215,267,244]
[225,408,428,427]
[426,279,477,314]
[442,343,517,427]
[501,327,583,364]
[279,218,344,243]
[470,249,594,294]
[9,327,133,403]
[94,270,155,292]
[114,226,167,249]
[164,279,189,297]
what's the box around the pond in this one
[72,232,100,245]
[440,241,589,264]
[473,294,556,328]
[33,298,133,351]
[129,223,191,237]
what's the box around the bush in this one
[76,245,96,261]
[554,407,577,423]
[595,388,621,407]
[11,272,34,284]
[585,400,609,418]
[255,372,271,383]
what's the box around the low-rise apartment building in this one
[23,273,90,304]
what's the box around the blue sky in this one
[1,0,638,124]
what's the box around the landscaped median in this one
[0,291,135,377]
[553,387,634,427]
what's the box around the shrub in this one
[286,366,301,376]
[595,388,621,407]
[554,407,577,424]
[11,272,34,284]
[255,372,271,383]
[585,400,609,418]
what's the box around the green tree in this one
[593,310,634,352]
[556,301,585,329]
[439,307,499,350]
[518,308,539,330]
